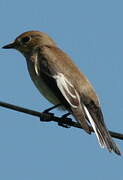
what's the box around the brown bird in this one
[2,31,121,155]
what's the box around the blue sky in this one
[0,0,123,179]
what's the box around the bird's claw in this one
[58,113,72,128]
[40,111,54,122]
[40,104,60,122]
[58,121,71,128]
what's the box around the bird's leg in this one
[58,112,72,128]
[41,105,72,128]
[43,104,61,113]
[40,104,61,122]
[62,112,71,118]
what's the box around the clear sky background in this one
[0,0,123,179]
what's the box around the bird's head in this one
[2,31,56,56]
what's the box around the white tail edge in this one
[83,105,106,148]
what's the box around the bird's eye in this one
[21,36,31,43]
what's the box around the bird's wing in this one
[53,72,80,108]
[36,45,91,133]
[53,72,91,134]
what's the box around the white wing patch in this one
[83,105,106,148]
[53,73,80,108]
[34,54,39,76]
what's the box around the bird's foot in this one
[40,104,61,122]
[58,113,72,128]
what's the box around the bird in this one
[2,30,121,155]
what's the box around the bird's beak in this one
[2,41,16,49]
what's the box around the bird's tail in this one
[83,105,121,155]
